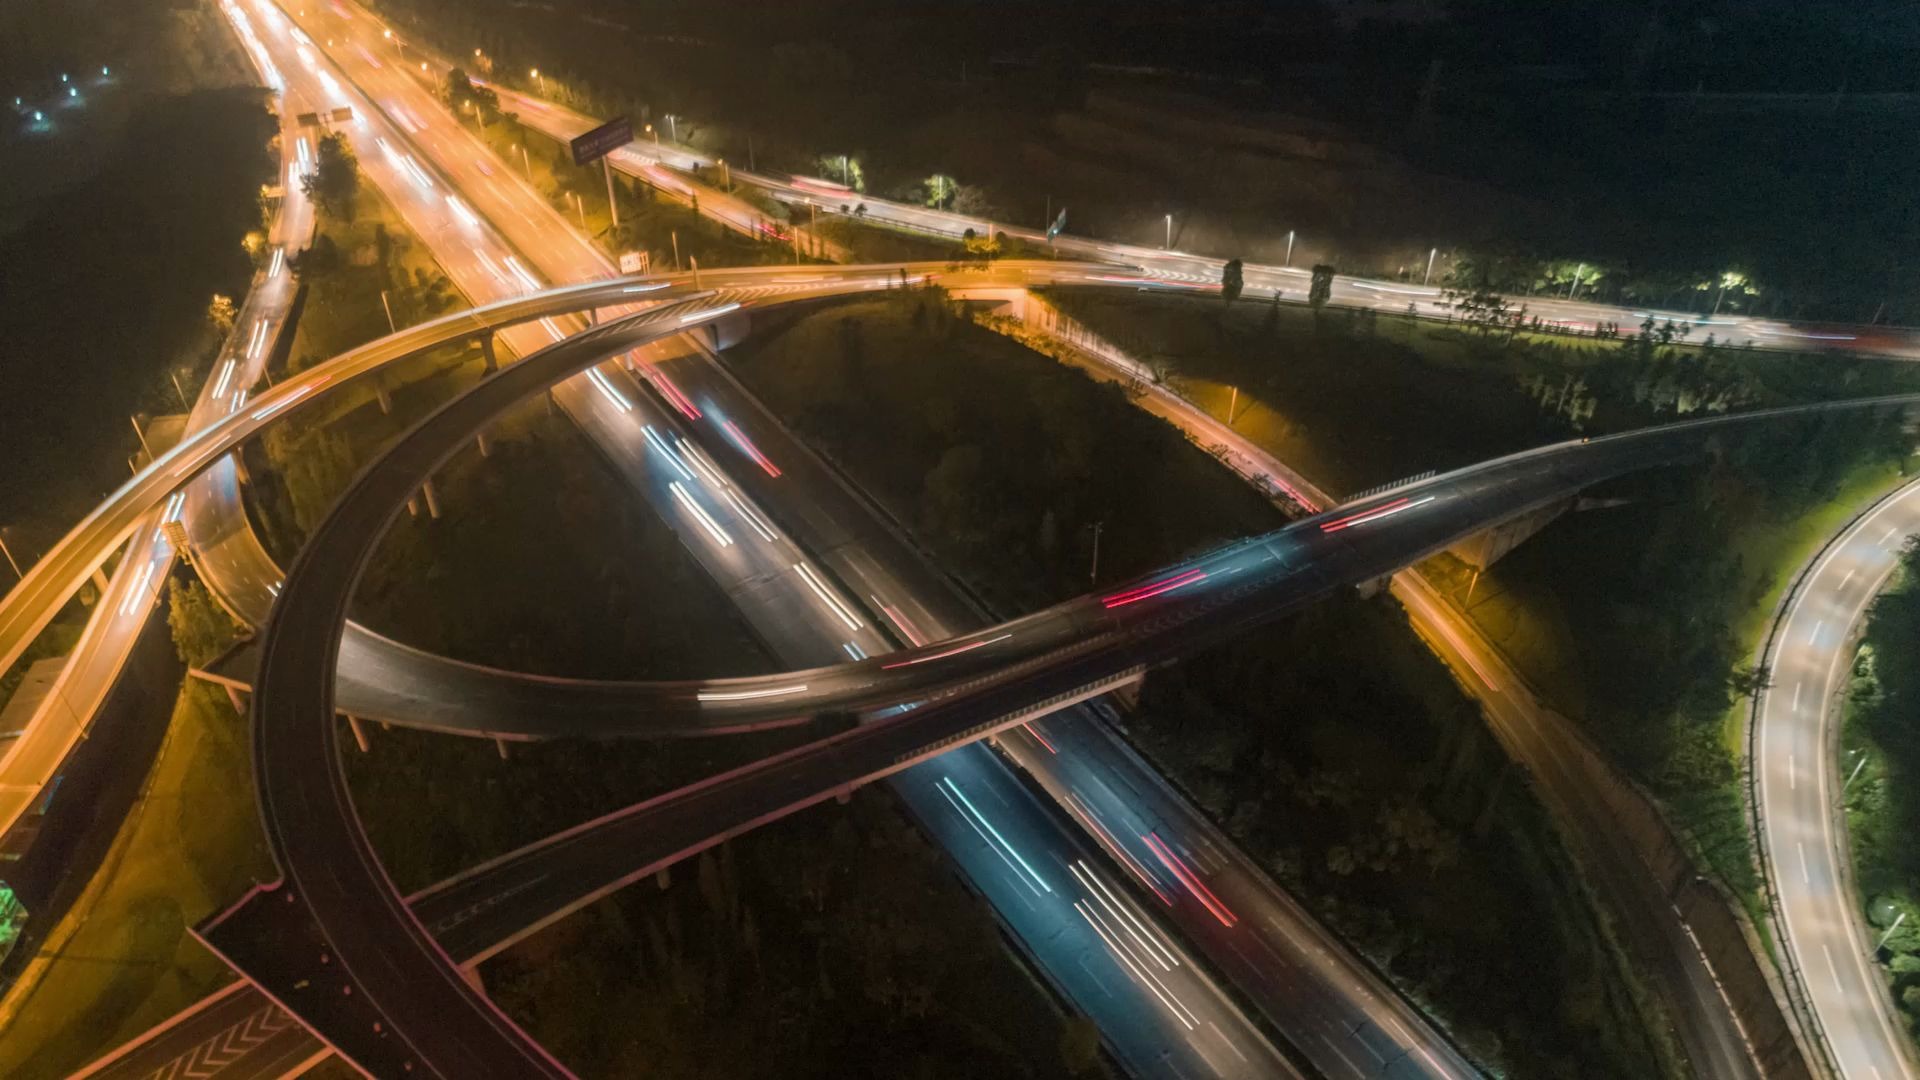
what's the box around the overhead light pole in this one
[1164,213,1172,250]
[0,528,22,582]
[531,68,545,95]
[1285,229,1295,267]
[1424,247,1437,285]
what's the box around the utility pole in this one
[170,370,190,410]
[603,156,619,228]
[671,231,681,271]
[381,289,397,333]
[572,191,586,231]
[1424,247,1438,285]
[1285,229,1295,267]
[1164,214,1172,250]
[1566,263,1584,301]
[1089,521,1104,585]
[1226,385,1238,427]
[691,256,702,290]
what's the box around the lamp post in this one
[0,528,23,582]
[1164,213,1172,250]
[1423,247,1437,286]
[645,123,658,148]
[531,68,545,95]
[1285,229,1295,267]
[517,144,531,182]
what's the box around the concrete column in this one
[463,967,484,993]
[421,478,442,519]
[495,738,510,760]
[475,430,491,458]
[587,307,598,326]
[480,333,499,374]
[374,381,393,415]
[655,868,671,891]
[406,494,419,518]
[91,567,110,594]
[231,454,251,486]
[224,684,248,715]
[834,790,852,805]
[347,715,371,753]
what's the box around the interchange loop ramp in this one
[192,273,1920,1074]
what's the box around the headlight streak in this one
[695,683,808,703]
[937,776,1051,896]
[642,425,694,481]
[720,490,777,543]
[583,368,631,412]
[793,562,862,631]
[667,481,732,547]
[880,632,1011,670]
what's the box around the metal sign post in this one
[569,116,633,232]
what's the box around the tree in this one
[301,131,359,221]
[1221,258,1244,304]
[168,578,242,667]
[923,173,958,210]
[1309,263,1335,312]
[441,67,499,121]
[206,293,237,336]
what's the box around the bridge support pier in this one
[655,868,671,891]
[91,567,110,595]
[406,494,419,518]
[231,454,251,486]
[374,380,392,416]
[475,430,491,458]
[495,738,510,760]
[834,789,852,805]
[347,715,371,754]
[224,684,248,715]
[421,478,441,519]
[479,334,499,374]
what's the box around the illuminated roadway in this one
[186,8,1438,1078]
[201,226,1920,1075]
[251,14,1920,1076]
[7,4,1912,1068]
[1755,476,1920,1079]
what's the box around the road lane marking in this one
[1790,755,1796,791]
[1840,567,1857,590]
[1810,618,1825,645]
[1799,841,1810,884]
[1318,1034,1363,1077]
[1208,1022,1249,1064]
[1793,682,1802,711]
[1883,525,1900,546]
[1825,944,1845,994]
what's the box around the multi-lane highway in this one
[195,216,1920,1073]
[211,9,1442,1078]
[1756,477,1920,1080]
[16,2,1920,1076]
[0,35,312,845]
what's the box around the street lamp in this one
[1285,229,1295,267]
[1164,213,1172,250]
[531,68,545,95]
[1423,246,1437,285]
[645,122,658,147]
[516,144,531,181]
[0,528,23,582]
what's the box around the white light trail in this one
[668,481,733,547]
[794,562,862,631]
